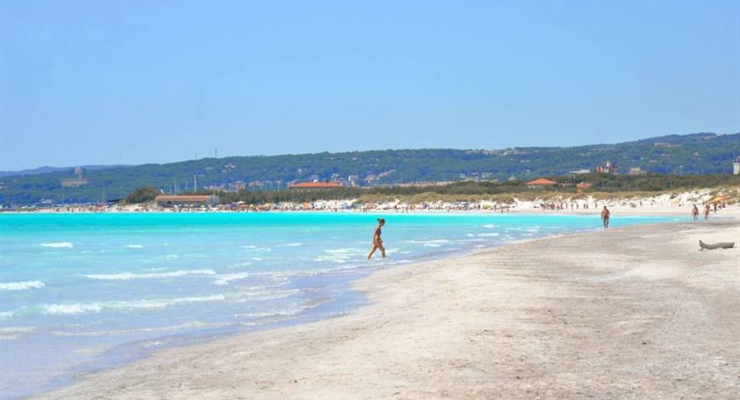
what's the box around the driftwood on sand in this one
[699,240,736,250]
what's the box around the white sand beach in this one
[32,212,740,400]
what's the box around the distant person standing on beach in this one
[367,218,386,259]
[601,206,610,229]
[692,204,699,221]
[704,204,711,220]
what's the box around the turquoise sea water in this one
[0,212,682,399]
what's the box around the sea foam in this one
[0,281,45,291]
[50,321,227,337]
[213,272,254,286]
[0,326,36,340]
[40,242,73,248]
[84,269,216,280]
[42,294,227,315]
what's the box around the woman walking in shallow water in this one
[367,218,386,259]
[601,206,610,229]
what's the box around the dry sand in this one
[32,216,740,400]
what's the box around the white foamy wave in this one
[85,269,216,280]
[40,242,73,248]
[324,248,361,254]
[420,239,450,248]
[313,256,347,264]
[234,300,318,320]
[226,261,253,270]
[117,295,226,310]
[51,321,227,337]
[477,233,500,237]
[284,265,365,279]
[0,280,45,291]
[235,308,304,320]
[407,239,451,247]
[45,303,104,315]
[125,244,143,249]
[0,326,36,334]
[242,246,272,252]
[0,311,14,320]
[43,294,226,315]
[230,288,301,302]
[213,271,293,286]
[0,326,36,340]
[313,248,364,264]
[482,224,496,229]
[213,272,253,286]
[281,242,303,247]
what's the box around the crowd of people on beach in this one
[1,195,733,218]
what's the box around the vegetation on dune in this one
[122,186,161,205]
[202,173,740,206]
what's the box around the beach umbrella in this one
[710,195,728,203]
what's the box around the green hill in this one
[1,132,738,206]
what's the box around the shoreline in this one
[4,187,737,217]
[2,203,731,217]
[30,213,740,399]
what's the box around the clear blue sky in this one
[1,1,738,171]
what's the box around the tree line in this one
[122,173,740,205]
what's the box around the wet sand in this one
[33,217,740,400]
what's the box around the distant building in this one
[734,157,740,175]
[229,181,247,192]
[526,178,556,189]
[347,175,360,187]
[596,161,619,174]
[61,167,88,187]
[60,177,89,188]
[289,182,344,190]
[628,167,647,176]
[248,180,282,191]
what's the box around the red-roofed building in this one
[525,178,556,189]
[289,182,344,191]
